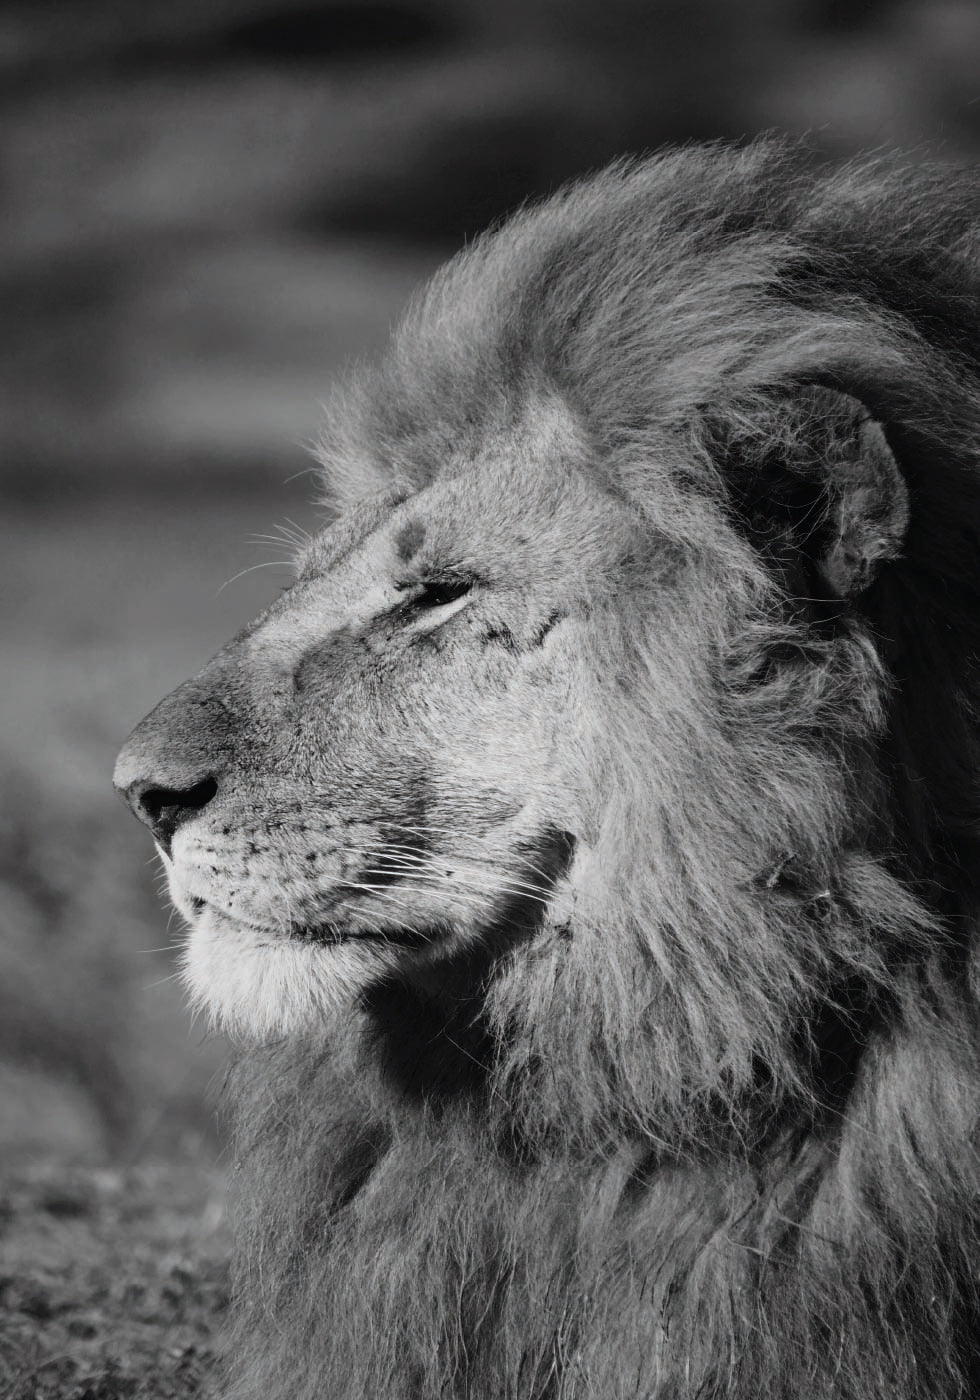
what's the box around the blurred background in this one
[2,0,980,1392]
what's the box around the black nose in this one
[122,775,218,855]
[114,671,233,855]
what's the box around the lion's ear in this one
[725,386,910,600]
[814,395,909,598]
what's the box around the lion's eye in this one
[409,577,472,609]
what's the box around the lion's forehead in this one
[301,421,640,600]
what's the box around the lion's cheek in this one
[180,910,400,1041]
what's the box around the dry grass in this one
[0,1157,229,1400]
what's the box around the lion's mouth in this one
[290,920,433,950]
[187,892,432,950]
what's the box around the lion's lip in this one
[289,921,429,949]
[189,894,430,949]
[289,920,352,946]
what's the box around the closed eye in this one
[400,576,474,610]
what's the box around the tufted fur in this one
[123,140,980,1399]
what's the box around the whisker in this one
[350,910,393,942]
[360,866,553,909]
[243,538,294,556]
[323,837,555,907]
[336,882,431,919]
[283,464,322,486]
[277,517,312,550]
[142,970,186,992]
[372,822,568,888]
[217,560,293,594]
[360,836,540,876]
[268,871,303,937]
[361,848,554,903]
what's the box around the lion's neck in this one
[221,1013,980,1400]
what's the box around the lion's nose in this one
[114,672,235,855]
[119,774,219,855]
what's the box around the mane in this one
[224,141,980,1400]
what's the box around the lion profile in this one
[115,140,980,1399]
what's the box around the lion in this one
[114,140,980,1399]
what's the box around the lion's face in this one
[115,408,640,1038]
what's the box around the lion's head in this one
[115,401,616,1048]
[115,141,980,1399]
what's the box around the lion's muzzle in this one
[113,674,232,856]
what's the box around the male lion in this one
[115,141,980,1400]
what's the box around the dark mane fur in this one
[224,141,980,1399]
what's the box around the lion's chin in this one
[180,908,404,1041]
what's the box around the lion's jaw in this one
[118,428,627,1041]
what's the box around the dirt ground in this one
[0,1155,230,1400]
